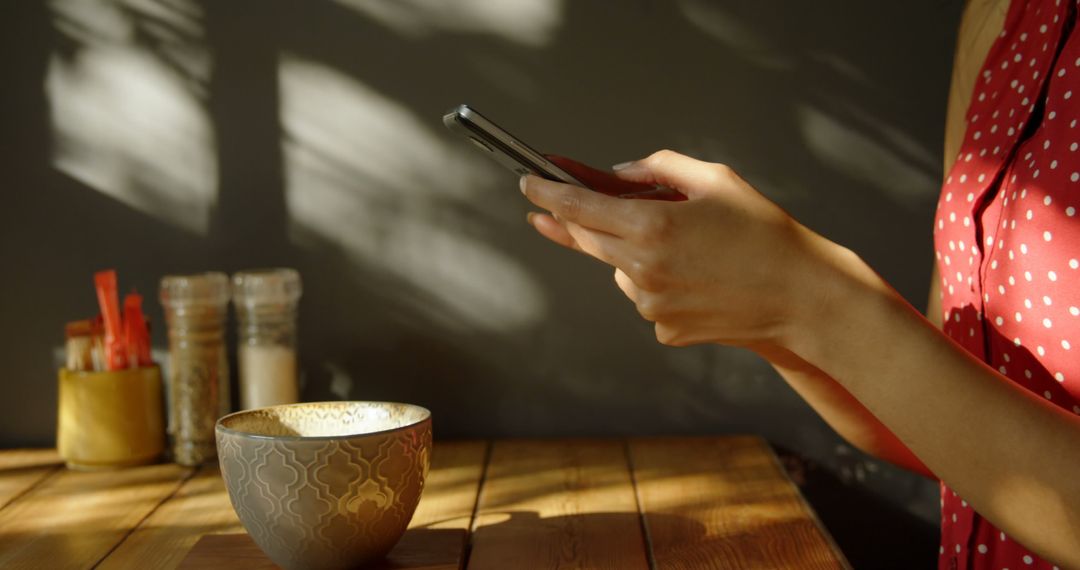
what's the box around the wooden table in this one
[0,437,848,569]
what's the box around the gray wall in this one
[2,0,962,565]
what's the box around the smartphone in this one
[443,104,686,201]
[443,104,586,186]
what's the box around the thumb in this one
[612,150,717,199]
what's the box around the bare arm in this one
[755,0,1006,478]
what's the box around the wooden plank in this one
[97,464,243,570]
[0,449,62,512]
[467,439,648,570]
[174,440,488,570]
[629,436,850,570]
[0,463,193,570]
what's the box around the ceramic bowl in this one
[215,401,432,570]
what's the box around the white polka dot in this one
[977,544,987,554]
[1015,312,1023,322]
[1015,337,1022,347]
[1045,318,1053,328]
[1066,91,1073,100]
[1045,391,1053,400]
[1058,372,1067,382]
[1025,554,1034,565]
[1026,209,1034,220]
[1046,195,1055,205]
[1049,270,1058,281]
[1044,296,1053,306]
[1051,159,1059,169]
[940,545,945,555]
[996,316,1005,326]
[1041,24,1049,33]
[1068,206,1076,216]
[1063,339,1071,350]
[1025,271,1033,281]
[1044,230,1053,241]
[1000,365,1008,374]
[999,285,1006,295]
[1021,243,1029,255]
[1038,345,1046,356]
[1025,298,1033,309]
[1070,306,1079,316]
[1070,259,1078,269]
[1000,531,1006,541]
[960,174,967,183]
[1025,368,1033,378]
[1072,142,1079,151]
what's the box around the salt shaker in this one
[232,268,302,410]
[159,272,230,466]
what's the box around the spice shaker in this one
[233,268,302,410]
[159,272,230,465]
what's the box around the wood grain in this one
[175,440,489,570]
[0,449,62,512]
[97,464,243,570]
[0,463,193,570]
[467,439,649,570]
[629,436,849,570]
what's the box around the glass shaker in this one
[232,268,302,410]
[159,272,230,466]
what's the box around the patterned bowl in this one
[215,401,432,570]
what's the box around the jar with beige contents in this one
[232,268,302,410]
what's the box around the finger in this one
[527,212,582,253]
[521,175,643,237]
[562,220,633,268]
[612,150,723,199]
[613,268,640,304]
[546,155,676,199]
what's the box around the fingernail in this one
[526,212,535,224]
[519,175,528,195]
[612,161,635,171]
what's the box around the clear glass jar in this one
[232,268,301,410]
[159,272,230,466]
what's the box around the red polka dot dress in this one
[935,1,1080,568]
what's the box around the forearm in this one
[761,347,935,478]
[784,235,1080,566]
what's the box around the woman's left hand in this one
[522,150,842,351]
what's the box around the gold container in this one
[57,366,166,470]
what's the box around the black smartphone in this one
[443,104,587,186]
[443,104,686,201]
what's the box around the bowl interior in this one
[218,401,429,438]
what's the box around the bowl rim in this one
[215,401,432,442]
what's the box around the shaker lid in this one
[232,268,302,306]
[159,272,230,307]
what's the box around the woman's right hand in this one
[522,150,851,353]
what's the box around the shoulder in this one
[944,0,1011,172]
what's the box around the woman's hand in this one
[522,150,843,351]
